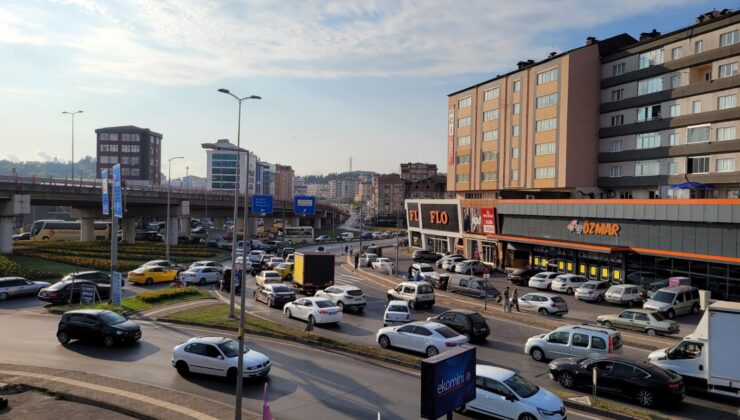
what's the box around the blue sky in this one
[0,0,737,178]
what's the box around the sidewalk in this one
[0,363,259,420]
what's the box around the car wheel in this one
[426,346,439,357]
[627,300,634,308]
[103,335,116,348]
[227,367,238,382]
[199,278,206,286]
[604,321,613,329]
[57,331,70,344]
[566,287,573,295]
[635,388,655,408]
[538,308,548,315]
[518,414,537,420]
[408,300,416,310]
[646,328,657,336]
[266,297,273,307]
[0,292,8,301]
[666,309,675,320]
[285,308,292,319]
[145,278,154,285]
[378,335,391,348]
[691,304,700,314]
[530,347,545,362]
[337,301,344,312]
[175,361,190,376]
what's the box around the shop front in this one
[462,203,502,267]
[406,199,463,255]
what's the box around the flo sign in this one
[420,346,476,419]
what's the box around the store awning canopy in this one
[671,181,714,189]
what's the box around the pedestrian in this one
[344,245,348,255]
[503,286,511,312]
[512,288,520,312]
[235,270,242,295]
[414,271,421,282]
[408,266,413,279]
[349,246,353,256]
[354,254,359,270]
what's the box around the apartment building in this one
[275,164,295,200]
[202,139,258,195]
[355,180,372,202]
[400,162,437,182]
[599,9,740,198]
[371,174,405,217]
[405,174,448,199]
[95,125,163,184]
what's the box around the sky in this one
[0,0,737,179]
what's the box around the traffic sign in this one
[294,195,315,216]
[112,164,123,218]
[101,169,109,215]
[111,271,122,306]
[252,195,274,214]
[80,284,96,305]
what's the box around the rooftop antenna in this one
[349,156,353,173]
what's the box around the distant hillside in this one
[0,156,97,178]
[302,171,378,184]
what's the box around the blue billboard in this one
[112,164,123,218]
[101,169,109,216]
[252,194,273,214]
[294,195,316,216]
[420,346,476,419]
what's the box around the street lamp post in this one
[62,110,83,178]
[165,156,184,261]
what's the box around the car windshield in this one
[271,286,291,293]
[504,373,539,399]
[420,266,434,272]
[99,311,127,325]
[651,291,675,303]
[315,300,334,308]
[218,340,249,358]
[435,326,459,338]
[388,305,408,312]
[651,311,667,321]
[266,272,280,278]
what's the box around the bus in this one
[29,219,111,241]
[282,226,314,245]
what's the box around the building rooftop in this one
[95,125,163,137]
[201,139,249,153]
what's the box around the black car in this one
[38,280,111,305]
[12,232,31,241]
[62,271,124,287]
[548,356,685,408]
[507,268,541,285]
[218,268,242,294]
[412,250,442,263]
[254,284,296,307]
[426,309,490,342]
[57,309,141,347]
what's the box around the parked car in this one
[12,232,31,241]
[507,268,541,285]
[218,268,240,294]
[254,284,296,308]
[0,277,50,301]
[255,270,282,288]
[410,263,435,280]
[188,261,224,272]
[57,309,141,347]
[597,309,680,336]
[265,257,284,269]
[180,266,221,285]
[448,277,500,300]
[605,284,646,307]
[62,271,123,287]
[442,256,465,272]
[247,250,266,264]
[426,309,490,342]
[140,260,185,272]
[411,250,442,263]
[525,324,623,362]
[280,247,295,259]
[38,280,111,305]
[518,292,569,316]
[371,257,394,271]
[386,281,435,309]
[574,281,611,303]
[315,285,366,312]
[383,300,412,326]
[376,321,467,357]
[454,260,488,275]
[550,274,588,295]
[461,364,566,419]
[315,235,332,243]
[171,336,270,380]
[435,254,463,268]
[127,266,179,285]
[643,286,701,319]
[426,273,450,291]
[528,272,561,291]
[548,356,685,408]
[283,297,342,325]
[358,253,378,267]
[273,263,294,281]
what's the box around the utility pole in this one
[395,211,400,275]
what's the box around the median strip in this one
[46,287,214,315]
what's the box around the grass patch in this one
[162,303,421,365]
[0,254,58,280]
[4,254,87,276]
[551,390,673,420]
[47,287,213,314]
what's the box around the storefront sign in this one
[420,203,460,233]
[567,219,620,237]
[407,202,420,228]
[447,105,455,165]
[481,208,495,234]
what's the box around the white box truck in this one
[648,301,740,398]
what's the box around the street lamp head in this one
[218,88,230,94]
[249,95,262,100]
[169,156,184,162]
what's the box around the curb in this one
[562,399,635,420]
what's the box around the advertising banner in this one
[80,284,96,305]
[463,208,481,233]
[420,346,476,419]
[101,169,109,215]
[482,208,496,234]
[252,195,274,214]
[447,105,455,166]
[112,164,123,218]
[410,231,423,248]
[407,202,420,228]
[420,203,460,233]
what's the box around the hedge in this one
[12,249,140,271]
[0,254,55,279]
[137,286,202,303]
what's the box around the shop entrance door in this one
[428,237,448,254]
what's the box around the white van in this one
[340,232,355,241]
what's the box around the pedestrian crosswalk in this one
[334,272,367,287]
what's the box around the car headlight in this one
[116,330,125,335]
[538,407,561,416]
[548,363,556,370]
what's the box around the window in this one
[457,135,471,146]
[536,117,557,132]
[669,104,681,117]
[669,161,679,175]
[458,97,472,108]
[121,133,140,142]
[637,105,661,122]
[537,68,558,84]
[100,144,109,152]
[635,160,660,176]
[591,336,606,350]
[670,74,681,88]
[484,87,500,101]
[537,93,558,108]
[481,151,497,161]
[671,46,683,60]
[636,132,661,149]
[612,63,625,76]
[511,169,519,181]
[100,156,109,164]
[512,80,521,92]
[455,155,470,164]
[639,48,664,69]
[121,156,130,164]
[108,144,118,152]
[610,140,622,152]
[483,109,499,121]
[512,147,519,159]
[512,125,520,136]
[688,156,709,174]
[719,63,738,78]
[483,130,499,142]
[718,95,737,110]
[121,167,131,176]
[694,40,703,54]
[687,125,710,143]
[458,116,471,128]
[717,126,736,141]
[610,89,623,102]
[512,103,520,114]
[572,333,589,348]
[481,171,497,181]
[720,30,739,47]
[717,158,735,173]
[611,115,624,126]
[669,133,680,145]
[535,167,555,179]
[637,76,663,95]
[455,173,470,183]
[548,331,570,344]
[609,166,622,177]
[109,155,118,164]
[535,142,556,155]
[692,100,702,114]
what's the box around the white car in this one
[188,261,224,272]
[550,274,588,295]
[267,257,284,269]
[383,300,412,326]
[527,272,561,291]
[255,270,282,288]
[410,263,435,280]
[454,260,487,275]
[371,257,394,271]
[315,285,366,312]
[247,250,266,264]
[436,254,463,268]
[461,364,566,420]
[359,253,378,267]
[179,266,221,285]
[171,336,270,380]
[442,256,464,272]
[376,321,467,357]
[284,297,342,325]
[234,256,252,271]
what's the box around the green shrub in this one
[137,286,202,303]
[0,254,55,279]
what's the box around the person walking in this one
[503,286,511,312]
[354,254,359,271]
[344,245,348,255]
[512,288,520,312]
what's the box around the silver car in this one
[0,277,51,300]
[574,281,611,303]
[518,292,569,316]
[597,309,680,336]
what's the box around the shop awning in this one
[488,234,629,254]
[507,242,532,252]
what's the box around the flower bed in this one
[0,254,55,279]
[137,286,202,303]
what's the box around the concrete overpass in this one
[0,175,348,253]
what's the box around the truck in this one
[648,300,740,398]
[293,252,334,295]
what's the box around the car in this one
[426,309,490,342]
[57,309,141,347]
[376,321,467,357]
[273,263,294,281]
[518,292,569,316]
[280,247,295,259]
[12,232,31,240]
[597,309,680,336]
[525,325,623,362]
[507,268,541,285]
[180,266,221,285]
[254,284,296,308]
[371,231,383,239]
[371,257,394,271]
[383,300,412,326]
[218,268,241,294]
[127,266,179,285]
[141,260,185,272]
[386,281,435,309]
[234,256,252,271]
[247,250,266,264]
[462,364,566,419]
[361,232,373,240]
[547,356,684,408]
[188,261,224,272]
[259,253,276,267]
[0,277,51,301]
[38,280,111,305]
[435,254,463,268]
[574,280,611,302]
[550,274,588,294]
[255,270,282,288]
[454,260,488,275]
[426,272,450,291]
[315,285,366,312]
[527,272,561,291]
[411,250,442,263]
[410,263,435,280]
[285,253,295,264]
[283,297,342,325]
[447,277,500,299]
[62,271,124,287]
[171,336,270,380]
[358,253,378,267]
[441,256,465,272]
[315,235,332,243]
[266,257,285,269]
[642,286,701,319]
[605,284,646,307]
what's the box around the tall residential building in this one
[405,174,447,199]
[95,125,163,184]
[371,174,405,217]
[202,139,257,195]
[275,164,295,200]
[256,162,276,195]
[328,178,358,199]
[306,183,330,199]
[400,162,438,182]
[294,176,307,196]
[355,180,373,202]
[447,34,636,199]
[598,9,740,199]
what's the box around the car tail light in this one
[608,336,614,353]
[445,342,458,347]
[319,310,329,315]
[668,383,681,391]
[48,291,57,297]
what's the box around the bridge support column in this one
[179,217,190,236]
[0,217,13,254]
[122,218,136,244]
[167,217,179,246]
[80,217,95,241]
[0,194,31,254]
[313,217,322,229]
[212,216,225,230]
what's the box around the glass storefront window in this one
[612,269,622,282]
[708,276,727,300]
[534,256,540,267]
[600,267,610,281]
[558,261,565,271]
[541,259,548,269]
[690,261,708,275]
[709,263,727,278]
[589,265,598,279]
[579,264,586,275]
[566,262,574,273]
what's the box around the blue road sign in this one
[111,272,122,306]
[294,195,316,216]
[101,169,109,215]
[112,164,122,218]
[252,194,273,214]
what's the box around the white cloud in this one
[0,8,48,45]
[1,153,21,162]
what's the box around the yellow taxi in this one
[273,262,294,281]
[127,266,179,285]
